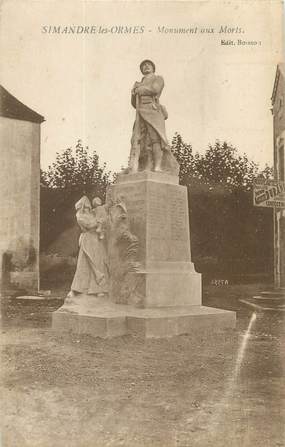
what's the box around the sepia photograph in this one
[0,0,284,446]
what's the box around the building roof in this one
[0,85,44,123]
[271,63,285,105]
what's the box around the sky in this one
[0,0,283,173]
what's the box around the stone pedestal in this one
[107,171,201,307]
[52,171,236,338]
[52,295,235,338]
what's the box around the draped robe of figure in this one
[71,196,109,295]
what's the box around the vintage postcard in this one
[0,1,284,446]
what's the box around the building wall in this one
[272,69,285,287]
[273,72,285,146]
[0,116,40,290]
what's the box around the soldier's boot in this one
[153,143,163,171]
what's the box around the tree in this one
[171,133,195,185]
[171,134,273,279]
[40,140,112,251]
[171,136,260,191]
[41,139,111,199]
[194,141,259,191]
[258,164,274,180]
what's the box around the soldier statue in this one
[129,59,178,175]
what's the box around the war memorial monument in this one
[52,60,236,338]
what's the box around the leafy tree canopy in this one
[41,140,111,199]
[41,135,273,196]
[171,133,271,191]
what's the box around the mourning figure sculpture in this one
[66,194,139,304]
[68,196,109,297]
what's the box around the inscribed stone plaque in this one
[146,182,191,262]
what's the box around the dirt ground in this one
[1,283,284,447]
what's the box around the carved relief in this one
[106,194,142,305]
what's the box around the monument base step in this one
[52,297,236,338]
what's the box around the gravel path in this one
[1,285,284,447]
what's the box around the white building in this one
[0,85,44,291]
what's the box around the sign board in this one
[253,179,285,209]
